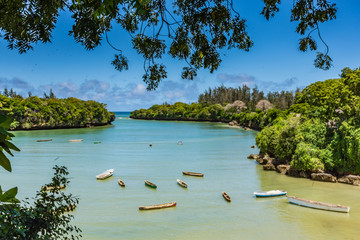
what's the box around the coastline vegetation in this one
[131,67,360,175]
[0,89,115,130]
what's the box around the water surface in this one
[1,112,360,239]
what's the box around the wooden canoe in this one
[254,190,287,197]
[118,179,125,187]
[36,139,52,142]
[287,196,350,213]
[41,185,66,191]
[182,171,204,177]
[145,180,157,188]
[177,179,188,188]
[96,169,114,180]
[139,202,176,210]
[222,192,231,202]
[69,139,84,142]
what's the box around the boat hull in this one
[254,190,287,197]
[183,171,204,177]
[287,196,350,213]
[118,179,125,187]
[96,169,114,180]
[177,179,188,188]
[145,181,157,188]
[139,202,176,210]
[37,139,52,142]
[222,192,231,202]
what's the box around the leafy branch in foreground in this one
[0,165,82,240]
[0,0,337,89]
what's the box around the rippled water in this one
[2,112,360,240]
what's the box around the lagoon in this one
[2,112,360,239]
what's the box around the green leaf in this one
[0,150,12,172]
[5,141,20,152]
[0,187,19,203]
[0,115,12,129]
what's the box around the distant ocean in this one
[2,115,360,239]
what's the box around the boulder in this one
[299,171,310,178]
[228,120,238,126]
[263,163,276,171]
[311,173,336,183]
[337,175,360,186]
[288,167,299,177]
[276,165,290,175]
[247,154,259,160]
[262,155,273,165]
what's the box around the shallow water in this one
[2,112,360,240]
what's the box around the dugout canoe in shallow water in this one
[69,139,83,142]
[145,180,157,188]
[96,169,114,180]
[177,179,188,188]
[139,202,177,210]
[36,139,52,142]
[118,179,125,187]
[254,190,287,197]
[182,171,204,177]
[287,196,350,213]
[222,192,231,202]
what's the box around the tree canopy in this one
[0,0,337,89]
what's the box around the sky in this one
[0,1,360,111]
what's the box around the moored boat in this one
[96,169,114,180]
[182,171,204,177]
[254,190,287,197]
[145,180,157,188]
[118,179,125,187]
[69,139,83,142]
[287,196,350,213]
[176,179,188,188]
[139,202,176,210]
[222,192,231,202]
[94,141,102,144]
[36,139,52,142]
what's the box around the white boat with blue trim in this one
[287,195,350,213]
[254,190,287,197]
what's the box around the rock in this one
[276,165,290,175]
[228,120,238,126]
[337,175,360,186]
[288,167,299,177]
[311,173,337,183]
[262,155,273,165]
[247,154,259,160]
[263,163,276,171]
[299,171,310,178]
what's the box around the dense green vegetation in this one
[130,86,294,130]
[256,67,360,174]
[132,67,360,175]
[0,92,115,130]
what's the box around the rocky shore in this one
[248,153,360,186]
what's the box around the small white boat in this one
[287,196,350,213]
[139,202,176,210]
[177,179,188,188]
[69,139,84,142]
[254,190,287,197]
[96,169,114,180]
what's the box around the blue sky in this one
[0,1,359,111]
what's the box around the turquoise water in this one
[2,112,360,239]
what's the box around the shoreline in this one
[248,153,360,186]
[9,122,114,131]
